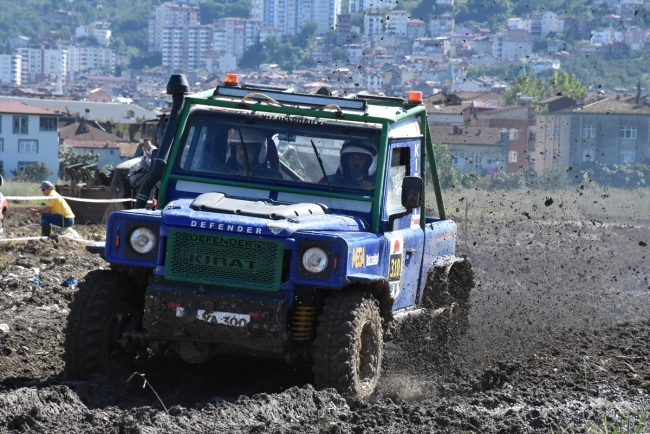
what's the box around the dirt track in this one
[0,206,649,432]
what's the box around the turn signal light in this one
[408,91,423,104]
[225,73,239,86]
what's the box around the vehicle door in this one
[383,138,425,309]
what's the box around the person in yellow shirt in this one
[29,181,75,236]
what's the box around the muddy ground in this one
[0,202,649,433]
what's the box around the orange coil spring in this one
[291,306,316,341]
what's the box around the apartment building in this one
[430,14,455,37]
[364,12,384,36]
[0,101,59,182]
[213,18,262,60]
[162,25,213,73]
[75,22,112,47]
[525,12,559,39]
[149,3,200,53]
[386,10,408,37]
[16,47,67,85]
[492,29,532,62]
[0,54,21,85]
[263,0,341,36]
[66,46,115,76]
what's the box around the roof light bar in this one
[213,86,367,111]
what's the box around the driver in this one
[228,128,279,178]
[322,140,377,190]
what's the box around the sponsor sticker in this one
[365,253,379,266]
[410,214,421,229]
[389,282,401,300]
[352,247,365,268]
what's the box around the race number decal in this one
[387,235,405,297]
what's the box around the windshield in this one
[177,112,381,193]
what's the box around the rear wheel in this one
[64,270,144,379]
[313,291,383,404]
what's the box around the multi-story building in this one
[75,22,112,47]
[263,0,341,36]
[16,47,67,85]
[162,25,213,73]
[0,54,21,85]
[350,0,396,12]
[430,14,454,37]
[386,10,408,37]
[251,0,265,22]
[532,96,650,175]
[492,29,532,62]
[0,101,60,182]
[66,46,115,77]
[525,12,558,39]
[590,28,622,45]
[336,14,352,45]
[149,3,200,53]
[213,18,262,60]
[407,19,427,39]
[364,12,384,36]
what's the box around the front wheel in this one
[64,270,144,379]
[312,291,383,404]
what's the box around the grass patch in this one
[583,410,646,434]
[1,180,41,197]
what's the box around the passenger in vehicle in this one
[321,140,377,190]
[228,128,281,179]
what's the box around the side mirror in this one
[401,176,423,209]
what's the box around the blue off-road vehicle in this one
[64,74,474,402]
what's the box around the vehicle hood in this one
[162,198,370,237]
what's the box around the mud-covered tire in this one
[64,270,144,379]
[312,291,383,404]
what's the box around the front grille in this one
[164,229,283,291]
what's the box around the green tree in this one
[432,142,460,189]
[547,70,587,99]
[500,73,547,105]
[58,148,100,180]
[12,162,53,182]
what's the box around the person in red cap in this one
[28,181,75,236]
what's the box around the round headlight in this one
[129,227,156,254]
[302,247,328,273]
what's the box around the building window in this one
[40,117,58,131]
[450,151,464,168]
[13,116,28,134]
[508,128,519,140]
[17,161,34,172]
[582,125,595,138]
[620,126,637,139]
[18,139,38,153]
[508,151,517,163]
[545,125,552,138]
[554,126,560,138]
[0,161,3,176]
[620,150,635,163]
[582,148,595,162]
[0,138,3,152]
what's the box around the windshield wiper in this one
[310,139,331,192]
[237,128,252,183]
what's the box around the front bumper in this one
[144,282,290,357]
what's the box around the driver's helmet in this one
[228,128,267,164]
[339,139,378,177]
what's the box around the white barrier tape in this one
[0,234,95,243]
[6,196,135,203]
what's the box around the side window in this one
[385,146,409,216]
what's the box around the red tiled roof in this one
[0,101,55,115]
[64,139,121,149]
